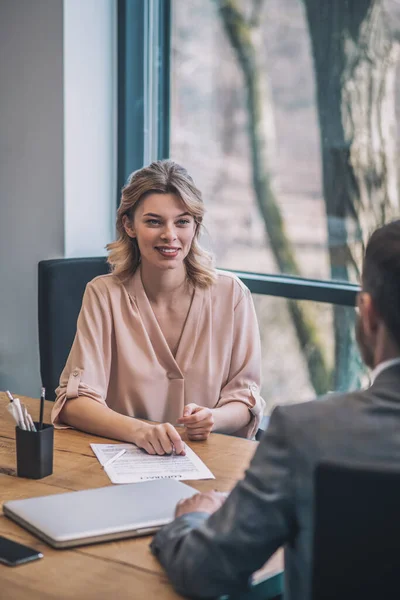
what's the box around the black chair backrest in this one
[312,460,400,600]
[38,257,110,400]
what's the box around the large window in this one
[166,0,400,408]
[119,0,400,411]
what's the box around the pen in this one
[39,386,45,430]
[13,398,27,431]
[7,402,21,427]
[6,392,24,429]
[20,404,31,430]
[102,448,127,470]
[171,442,185,456]
[6,391,36,431]
[24,406,37,432]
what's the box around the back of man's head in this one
[362,220,400,351]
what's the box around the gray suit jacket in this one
[151,364,400,600]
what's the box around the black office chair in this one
[312,460,400,600]
[38,257,110,400]
[225,459,400,600]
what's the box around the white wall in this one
[64,0,116,257]
[0,0,116,396]
[0,0,64,396]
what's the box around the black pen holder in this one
[15,423,54,479]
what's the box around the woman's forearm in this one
[59,396,143,443]
[211,401,252,435]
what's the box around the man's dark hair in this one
[363,219,400,350]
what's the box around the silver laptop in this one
[3,479,197,548]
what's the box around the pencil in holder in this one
[15,423,54,479]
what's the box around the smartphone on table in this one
[0,535,43,566]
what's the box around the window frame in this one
[233,271,359,306]
[117,0,170,200]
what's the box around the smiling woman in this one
[51,160,265,454]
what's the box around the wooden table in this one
[0,392,283,599]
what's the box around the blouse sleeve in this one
[216,287,266,439]
[51,280,112,428]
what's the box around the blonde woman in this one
[51,160,265,454]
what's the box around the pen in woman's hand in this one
[171,441,186,456]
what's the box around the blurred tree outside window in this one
[170,0,398,410]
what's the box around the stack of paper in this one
[91,443,215,485]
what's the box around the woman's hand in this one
[134,422,185,455]
[175,490,228,517]
[177,403,215,441]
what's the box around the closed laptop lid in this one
[3,479,197,548]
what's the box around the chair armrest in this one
[255,415,270,441]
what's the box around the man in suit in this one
[150,220,400,600]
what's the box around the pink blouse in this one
[51,269,265,438]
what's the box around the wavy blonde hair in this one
[107,160,217,287]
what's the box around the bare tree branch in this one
[215,0,330,395]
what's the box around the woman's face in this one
[123,192,197,272]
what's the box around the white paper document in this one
[90,443,215,484]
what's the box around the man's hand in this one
[177,403,215,441]
[175,490,228,517]
[134,422,185,455]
